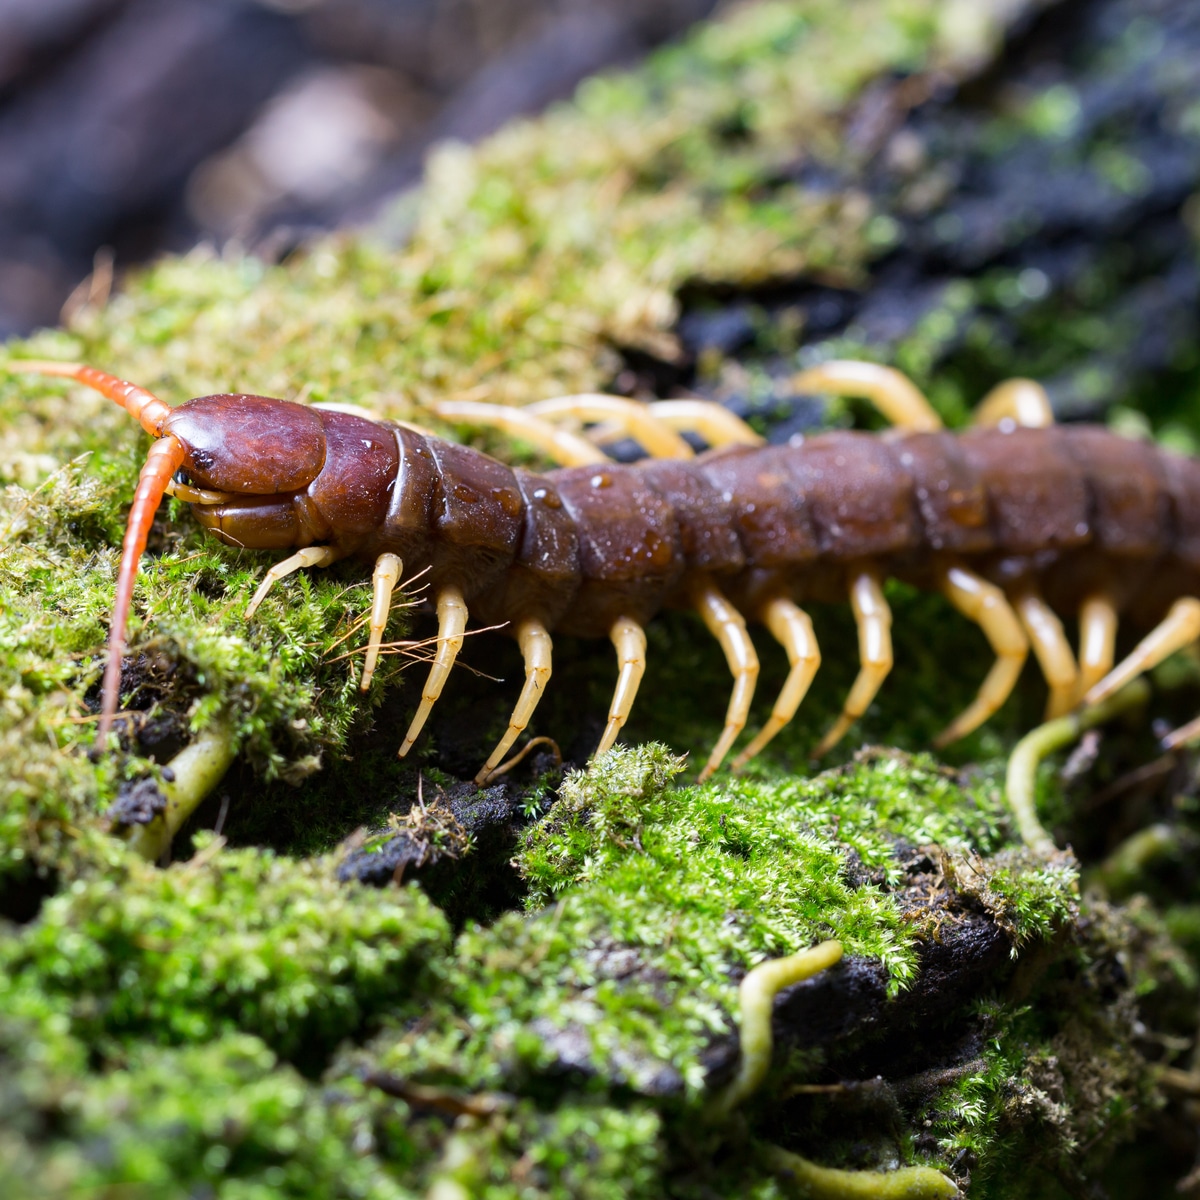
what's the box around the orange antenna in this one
[7,360,172,436]
[96,434,187,743]
[6,360,184,744]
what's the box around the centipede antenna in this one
[96,434,187,745]
[6,360,172,436]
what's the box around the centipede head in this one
[6,362,326,748]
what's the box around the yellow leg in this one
[1084,597,1200,706]
[431,400,607,466]
[360,553,403,691]
[398,585,468,757]
[475,619,553,784]
[245,545,339,617]
[1014,589,1079,720]
[933,565,1029,746]
[973,378,1054,428]
[790,361,942,431]
[690,577,761,781]
[1162,713,1200,751]
[812,568,892,757]
[1077,593,1118,697]
[731,597,820,770]
[528,394,695,459]
[646,400,764,447]
[595,616,648,756]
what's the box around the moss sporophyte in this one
[1,0,1199,1195]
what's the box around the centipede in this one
[10,357,1200,784]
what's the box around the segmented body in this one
[191,407,1195,635]
[12,359,1200,785]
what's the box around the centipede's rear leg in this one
[731,597,820,770]
[1084,597,1200,708]
[476,618,552,784]
[790,362,943,431]
[1014,588,1079,720]
[398,585,468,758]
[811,568,893,757]
[933,566,1029,747]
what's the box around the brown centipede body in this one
[10,357,1200,783]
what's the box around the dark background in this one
[0,0,719,338]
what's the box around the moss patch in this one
[0,0,1197,1194]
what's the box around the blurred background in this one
[0,0,720,338]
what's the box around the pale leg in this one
[933,566,1029,747]
[690,577,761,781]
[360,553,403,690]
[475,619,553,784]
[1077,593,1118,697]
[432,400,607,466]
[1014,589,1079,719]
[812,569,892,757]
[246,546,339,617]
[646,400,764,447]
[529,395,695,459]
[1083,597,1200,706]
[790,362,942,431]
[973,378,1054,428]
[595,617,648,755]
[398,585,468,757]
[731,597,820,770]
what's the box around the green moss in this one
[0,1030,415,1200]
[923,894,1193,1198]
[0,838,450,1062]
[423,1100,664,1200]
[332,745,1077,1192]
[943,847,1078,949]
[0,0,1196,1194]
